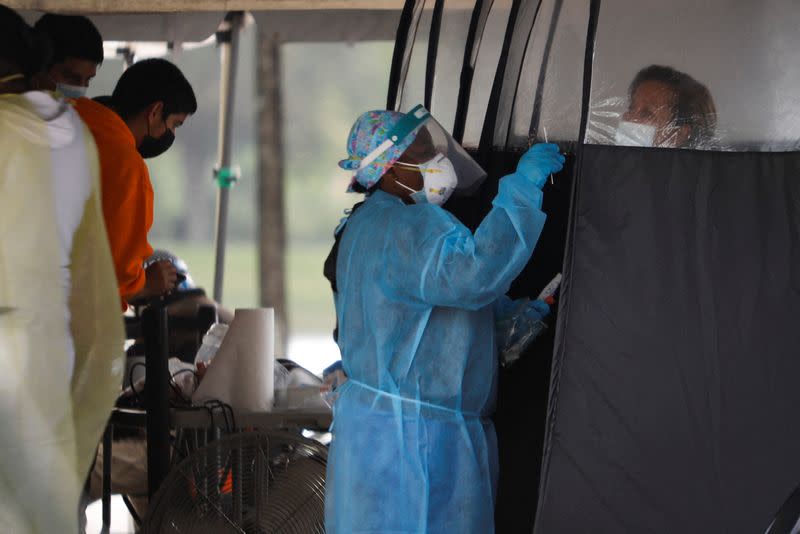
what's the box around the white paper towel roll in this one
[192,308,275,413]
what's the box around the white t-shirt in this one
[23,91,92,378]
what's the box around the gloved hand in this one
[495,297,551,367]
[516,143,565,189]
[524,299,551,321]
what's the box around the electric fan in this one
[142,431,327,533]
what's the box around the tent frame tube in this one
[212,11,244,303]
[528,0,564,139]
[476,0,522,162]
[387,0,420,109]
[452,0,486,143]
[424,0,445,110]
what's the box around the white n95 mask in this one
[615,120,656,147]
[396,154,458,206]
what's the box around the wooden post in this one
[256,28,287,355]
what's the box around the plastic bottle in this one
[194,323,229,365]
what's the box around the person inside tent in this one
[73,58,197,308]
[0,5,123,532]
[33,13,104,98]
[615,64,717,149]
[324,105,563,533]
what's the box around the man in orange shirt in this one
[74,58,197,306]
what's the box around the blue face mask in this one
[56,83,87,99]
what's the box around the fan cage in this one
[142,431,328,533]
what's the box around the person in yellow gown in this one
[0,6,123,532]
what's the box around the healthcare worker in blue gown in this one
[325,105,564,534]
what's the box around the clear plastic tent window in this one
[461,0,512,148]
[397,2,434,120]
[392,0,800,153]
[507,0,587,147]
[392,0,513,149]
[585,0,800,152]
[490,0,589,150]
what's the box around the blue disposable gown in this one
[325,169,547,533]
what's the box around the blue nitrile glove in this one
[323,360,344,379]
[495,297,551,367]
[525,299,551,321]
[516,143,565,189]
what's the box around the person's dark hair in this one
[111,58,197,121]
[92,94,116,110]
[629,65,717,149]
[349,181,370,194]
[0,5,49,79]
[34,14,103,67]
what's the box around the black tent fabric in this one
[452,150,576,533]
[458,150,575,533]
[534,145,800,533]
[767,482,800,534]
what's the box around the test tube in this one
[543,126,554,184]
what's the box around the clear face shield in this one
[361,105,487,205]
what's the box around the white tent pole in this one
[212,11,244,303]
